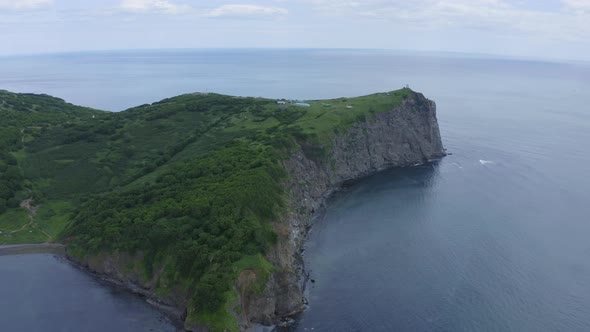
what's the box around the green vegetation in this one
[36,200,75,239]
[194,289,240,332]
[0,88,413,330]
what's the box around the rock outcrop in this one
[240,92,445,328]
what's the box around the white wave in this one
[479,160,494,165]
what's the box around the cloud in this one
[0,0,52,10]
[120,0,190,14]
[206,4,288,19]
[562,0,590,13]
[309,0,511,22]
[307,0,589,42]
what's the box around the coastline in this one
[0,161,445,332]
[288,159,445,324]
[0,92,444,331]
[0,243,186,331]
[240,95,445,328]
[65,253,187,331]
[0,243,66,256]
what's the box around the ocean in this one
[0,254,178,332]
[1,49,590,331]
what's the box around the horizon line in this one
[0,47,586,65]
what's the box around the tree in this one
[0,198,6,214]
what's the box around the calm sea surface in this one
[0,254,178,332]
[1,49,590,331]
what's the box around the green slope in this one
[0,88,414,330]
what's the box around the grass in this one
[11,149,27,164]
[216,89,411,149]
[0,208,48,245]
[35,200,75,240]
[0,201,73,244]
[0,208,29,234]
[192,290,240,332]
[151,255,273,332]
[290,89,410,143]
[188,254,273,332]
[233,254,274,295]
[1,228,48,245]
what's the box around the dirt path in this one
[20,197,38,216]
[9,198,51,239]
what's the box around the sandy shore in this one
[0,243,65,256]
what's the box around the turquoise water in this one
[1,49,590,331]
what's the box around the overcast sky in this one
[1,0,589,60]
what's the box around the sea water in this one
[1,49,590,331]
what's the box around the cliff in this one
[239,94,445,328]
[0,88,443,331]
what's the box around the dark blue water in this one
[1,49,590,331]
[292,53,590,330]
[0,254,178,332]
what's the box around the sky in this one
[0,0,589,61]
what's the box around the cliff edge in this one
[0,88,443,331]
[239,93,445,328]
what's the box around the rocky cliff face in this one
[240,92,445,328]
[67,92,444,332]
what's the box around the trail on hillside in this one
[8,198,51,240]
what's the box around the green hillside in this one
[0,88,413,330]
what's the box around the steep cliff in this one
[67,90,444,331]
[0,88,443,331]
[240,93,445,328]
